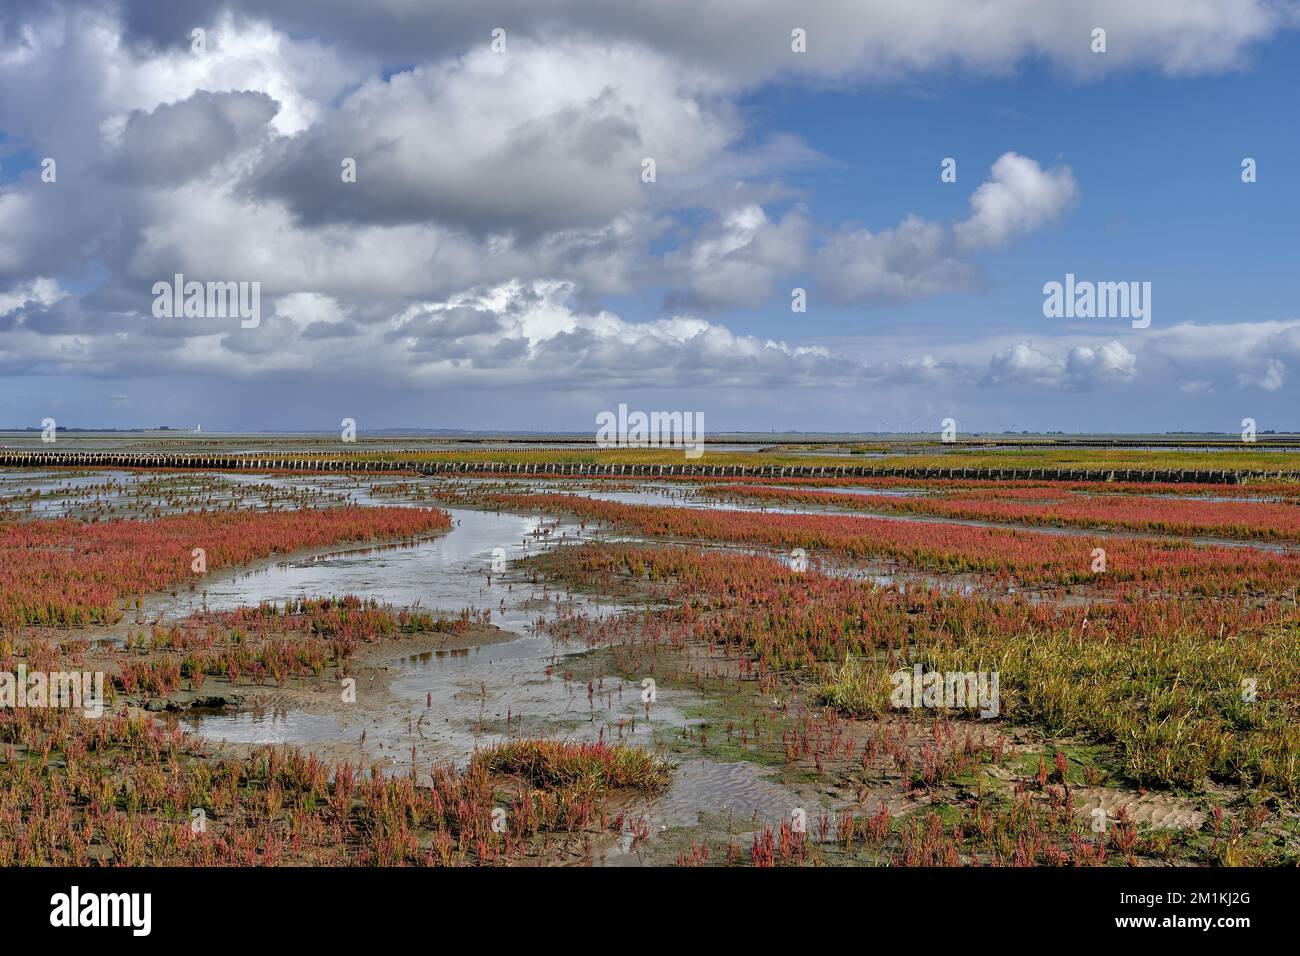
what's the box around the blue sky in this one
[1,1,1298,433]
[738,45,1298,336]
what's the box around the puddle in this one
[171,641,702,776]
[154,502,700,774]
[148,506,594,629]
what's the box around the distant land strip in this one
[1,451,1296,485]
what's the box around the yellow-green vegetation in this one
[817,657,896,718]
[873,448,1300,474]
[819,623,1300,796]
[473,738,673,792]
[242,444,1300,475]
[281,447,855,468]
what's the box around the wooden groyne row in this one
[0,451,1292,485]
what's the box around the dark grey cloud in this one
[250,42,736,237]
[29,0,1290,82]
[107,91,278,185]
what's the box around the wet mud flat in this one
[76,481,851,860]
[5,467,1297,866]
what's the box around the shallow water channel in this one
[144,497,820,859]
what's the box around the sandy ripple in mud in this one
[1072,787,1207,831]
[630,759,812,830]
[590,759,815,866]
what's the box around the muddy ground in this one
[6,468,1297,866]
